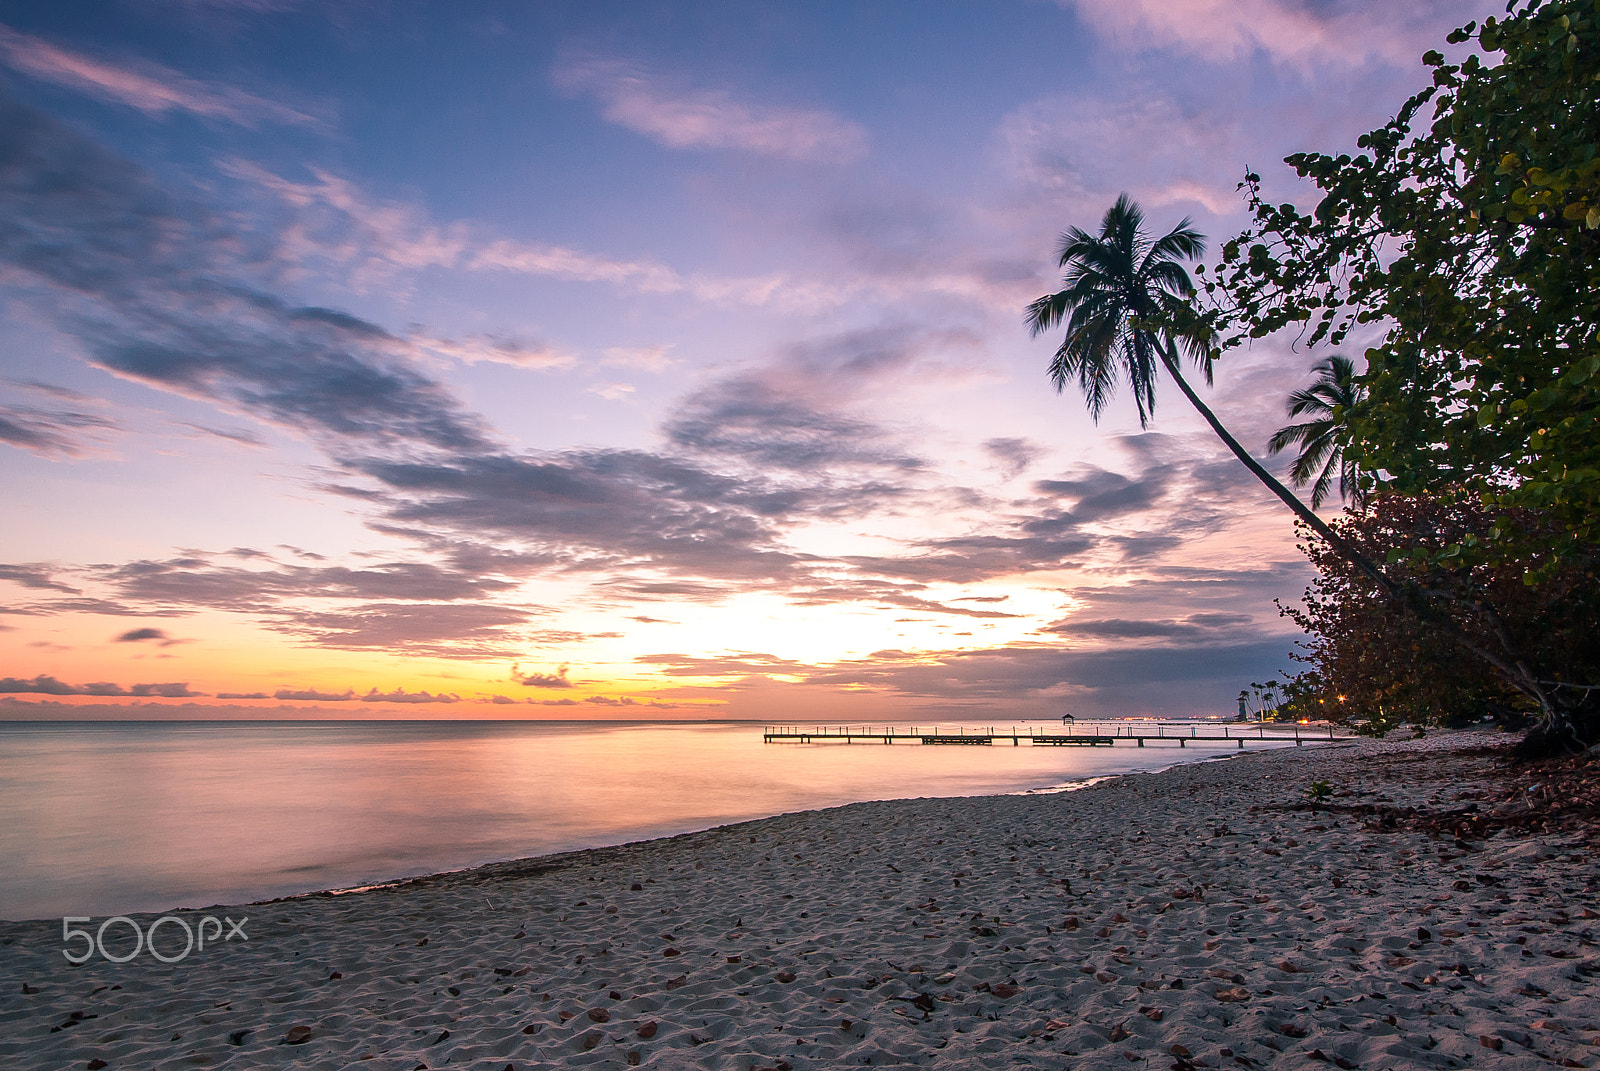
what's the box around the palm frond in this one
[1029,195,1209,427]
[1148,219,1206,264]
[1268,354,1367,508]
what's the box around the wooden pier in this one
[762,721,1342,748]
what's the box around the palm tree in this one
[1025,194,1395,596]
[1267,355,1365,509]
[1027,195,1585,747]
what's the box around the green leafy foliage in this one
[1203,0,1600,552]
[1192,0,1600,751]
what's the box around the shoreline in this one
[0,719,1297,923]
[2,731,1596,1070]
[302,745,1257,906]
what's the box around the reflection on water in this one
[0,720,1276,919]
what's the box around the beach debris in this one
[1275,960,1299,972]
[582,1030,601,1050]
[1170,1044,1191,1057]
[775,971,797,983]
[1279,1024,1308,1038]
[1141,1006,1164,1022]
[1109,1022,1131,1042]
[329,970,343,980]
[87,1062,107,1070]
[1214,987,1251,1002]
[228,1028,251,1045]
[1480,1036,1504,1050]
[990,983,1018,999]
[521,1024,543,1035]
[1208,968,1245,984]
[661,947,680,957]
[20,983,38,994]
[1095,970,1117,983]
[664,974,687,990]
[840,1019,853,1031]
[727,956,741,964]
[637,1021,659,1039]
[1062,916,1080,930]
[626,1053,641,1066]
[429,1029,450,1045]
[586,1008,610,1023]
[51,1010,97,1032]
[416,938,428,947]
[283,1025,313,1045]
[1096,926,1112,938]
[559,1011,576,1021]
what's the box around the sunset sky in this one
[0,0,1491,720]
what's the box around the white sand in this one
[2,732,1596,1070]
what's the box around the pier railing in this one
[761,721,1345,748]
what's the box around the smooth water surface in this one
[0,720,1279,919]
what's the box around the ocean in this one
[0,719,1288,920]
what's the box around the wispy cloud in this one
[115,626,184,646]
[1000,93,1245,215]
[1057,0,1475,68]
[983,437,1043,479]
[411,332,575,371]
[552,54,868,164]
[0,403,115,457]
[0,674,200,697]
[0,23,320,127]
[0,92,492,452]
[268,603,538,659]
[230,161,838,311]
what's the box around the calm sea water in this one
[0,720,1281,920]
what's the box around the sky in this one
[0,0,1493,721]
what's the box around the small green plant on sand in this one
[1304,780,1333,808]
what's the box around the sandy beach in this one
[2,732,1596,1070]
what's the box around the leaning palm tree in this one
[1267,354,1365,509]
[1026,194,1393,595]
[1028,195,1587,750]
